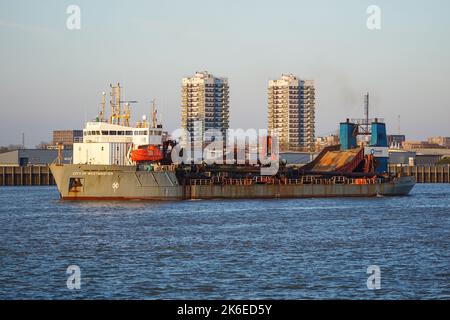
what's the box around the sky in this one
[0,0,449,147]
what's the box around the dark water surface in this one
[0,184,449,299]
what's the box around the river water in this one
[0,184,449,299]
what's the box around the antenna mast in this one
[151,99,158,128]
[109,83,121,125]
[364,92,369,134]
[105,83,137,126]
[124,103,130,127]
[117,83,121,125]
[100,91,106,122]
[109,84,114,124]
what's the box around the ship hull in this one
[50,164,415,200]
[50,164,184,200]
[187,177,415,199]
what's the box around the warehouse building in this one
[0,149,73,166]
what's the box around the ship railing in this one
[250,176,270,184]
[190,177,383,186]
[190,178,257,186]
[314,178,330,185]
[346,177,380,185]
[190,179,212,186]
[254,176,275,184]
[151,164,177,172]
[285,177,381,185]
[224,179,254,185]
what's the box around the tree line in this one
[0,142,51,154]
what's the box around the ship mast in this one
[123,103,131,127]
[108,83,136,126]
[151,99,158,128]
[364,92,369,135]
[117,83,121,125]
[99,91,106,122]
[109,83,121,125]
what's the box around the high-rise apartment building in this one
[181,71,229,143]
[268,74,315,151]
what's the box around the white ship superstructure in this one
[72,84,164,166]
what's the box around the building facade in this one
[181,71,229,144]
[268,74,315,151]
[0,149,73,166]
[52,130,83,149]
[387,134,406,148]
[315,134,339,151]
[403,140,444,149]
[427,136,450,148]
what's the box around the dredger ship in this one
[50,85,415,200]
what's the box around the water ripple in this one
[0,184,449,299]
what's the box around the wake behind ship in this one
[50,84,415,200]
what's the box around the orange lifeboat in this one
[131,145,163,162]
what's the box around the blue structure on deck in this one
[370,120,388,147]
[339,119,358,151]
[339,118,389,174]
[370,119,388,173]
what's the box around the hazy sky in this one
[0,0,449,147]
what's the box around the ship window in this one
[118,131,124,136]
[96,131,100,135]
[149,130,154,135]
[109,131,117,135]
[69,178,84,193]
[102,131,108,135]
[126,131,132,135]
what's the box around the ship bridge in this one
[73,122,164,166]
[82,122,163,146]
